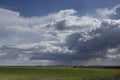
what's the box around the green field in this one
[0,67,120,80]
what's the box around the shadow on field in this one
[1,74,120,80]
[83,74,120,80]
[27,74,120,80]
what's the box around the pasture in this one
[0,66,119,80]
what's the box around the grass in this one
[0,66,119,80]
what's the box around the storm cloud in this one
[0,5,120,66]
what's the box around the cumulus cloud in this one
[97,4,120,20]
[0,4,120,66]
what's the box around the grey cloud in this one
[45,20,67,31]
[0,45,20,62]
[65,18,120,62]
[29,52,93,65]
[110,6,120,19]
[54,20,67,30]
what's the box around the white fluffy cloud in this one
[0,4,120,66]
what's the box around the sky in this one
[0,0,120,66]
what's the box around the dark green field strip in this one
[0,67,119,80]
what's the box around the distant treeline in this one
[35,65,120,69]
[0,65,120,69]
[73,65,120,69]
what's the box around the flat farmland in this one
[0,66,119,80]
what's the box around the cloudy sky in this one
[0,0,120,66]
